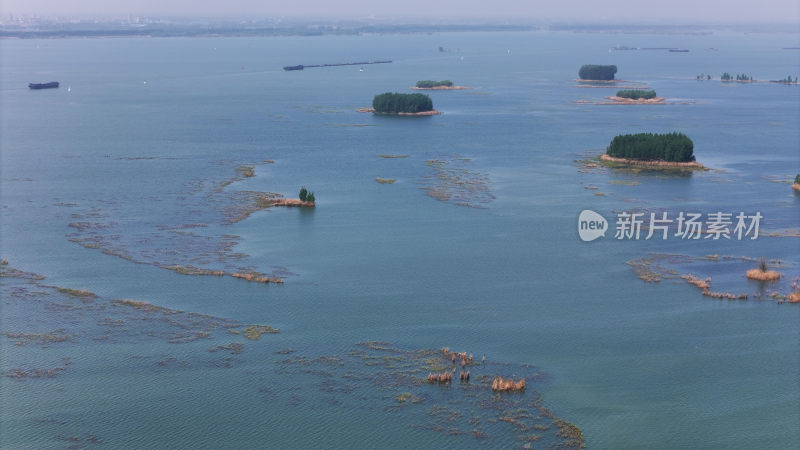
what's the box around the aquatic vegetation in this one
[209,342,244,354]
[237,165,255,178]
[241,325,279,340]
[63,162,291,284]
[746,257,782,282]
[421,157,494,208]
[492,376,526,392]
[554,418,586,448]
[629,254,795,303]
[0,263,46,280]
[2,329,74,346]
[5,358,71,380]
[395,392,421,403]
[56,287,98,302]
[376,177,396,184]
[378,154,410,159]
[274,342,578,447]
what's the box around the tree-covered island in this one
[412,80,469,90]
[615,89,657,100]
[365,92,441,115]
[416,80,452,88]
[578,64,618,81]
[601,132,706,169]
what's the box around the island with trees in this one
[357,92,442,116]
[412,80,469,90]
[770,75,798,85]
[273,187,316,207]
[721,72,754,82]
[578,64,618,81]
[794,174,800,192]
[606,89,665,104]
[600,132,706,169]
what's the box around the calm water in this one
[1,30,799,448]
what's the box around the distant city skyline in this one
[1,0,799,24]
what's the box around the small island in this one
[358,92,442,116]
[273,187,315,207]
[601,132,706,169]
[721,72,754,82]
[606,89,665,104]
[746,258,781,282]
[412,80,469,90]
[793,174,800,192]
[578,64,618,81]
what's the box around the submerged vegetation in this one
[606,132,694,162]
[415,80,453,88]
[579,64,617,80]
[615,89,656,100]
[372,92,434,114]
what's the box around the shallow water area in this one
[2,30,799,448]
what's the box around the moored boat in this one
[29,81,60,89]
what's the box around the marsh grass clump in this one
[746,257,781,281]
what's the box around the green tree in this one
[606,132,695,162]
[306,192,315,203]
[616,89,657,100]
[372,92,434,114]
[299,187,308,202]
[578,65,617,80]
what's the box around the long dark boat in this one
[283,60,391,71]
[29,81,60,89]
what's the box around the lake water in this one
[1,30,799,448]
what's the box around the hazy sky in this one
[2,0,799,23]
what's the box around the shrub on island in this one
[606,132,694,162]
[372,92,434,114]
[616,89,657,100]
[416,80,454,88]
[579,65,617,81]
[299,187,315,203]
[795,174,800,184]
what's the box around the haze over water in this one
[1,29,799,448]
